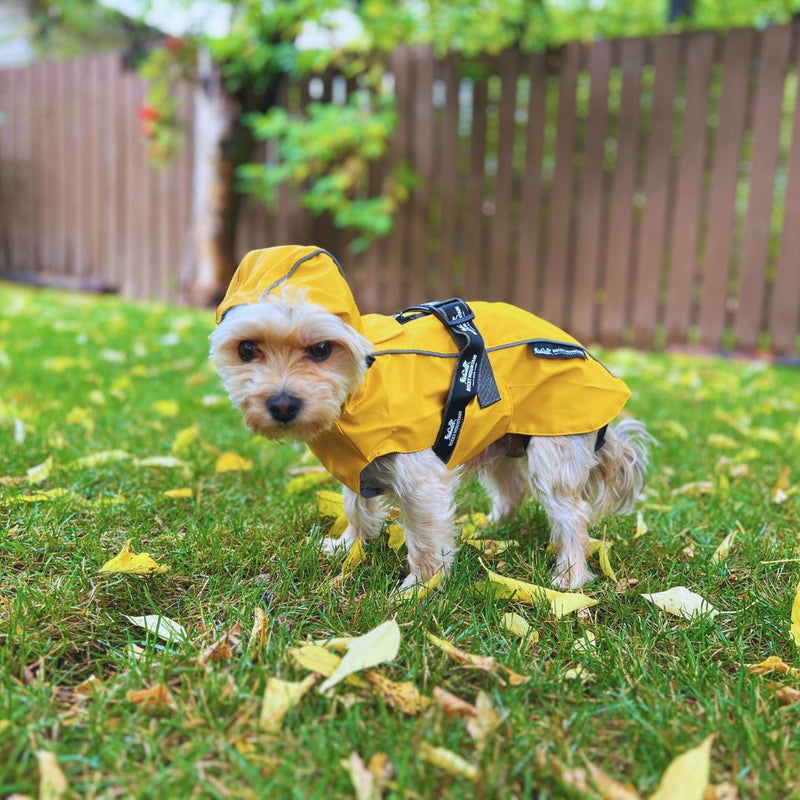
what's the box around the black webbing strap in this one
[595,424,608,452]
[395,298,500,464]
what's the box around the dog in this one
[210,245,652,591]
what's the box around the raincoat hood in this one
[216,245,364,334]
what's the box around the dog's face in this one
[210,294,373,442]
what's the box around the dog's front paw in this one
[552,564,595,591]
[321,528,358,557]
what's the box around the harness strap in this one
[395,298,500,464]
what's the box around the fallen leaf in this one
[163,488,193,499]
[365,672,431,714]
[69,450,132,469]
[598,540,618,583]
[290,645,345,677]
[136,456,186,469]
[425,631,529,685]
[247,607,270,655]
[483,564,598,618]
[573,630,597,653]
[554,757,642,800]
[98,541,169,575]
[342,752,380,800]
[433,687,477,718]
[500,611,539,644]
[642,587,718,619]
[65,406,95,433]
[772,467,791,504]
[390,570,442,604]
[126,684,176,710]
[27,456,54,485]
[463,537,514,556]
[465,691,502,744]
[635,512,649,538]
[197,624,240,667]
[319,620,401,692]
[386,523,406,551]
[770,684,800,705]
[791,580,800,647]
[331,539,367,586]
[707,433,738,450]
[215,452,253,473]
[124,614,188,643]
[37,750,67,800]
[286,471,334,493]
[317,489,344,517]
[172,424,199,456]
[711,531,736,564]
[672,481,714,497]
[650,734,714,800]
[747,656,799,677]
[260,675,316,732]
[419,743,479,782]
[151,399,179,418]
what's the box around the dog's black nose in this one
[266,392,302,423]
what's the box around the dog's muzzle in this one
[267,392,302,423]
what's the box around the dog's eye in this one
[237,340,258,362]
[306,341,333,362]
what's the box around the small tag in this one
[529,341,586,360]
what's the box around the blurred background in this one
[1,0,799,357]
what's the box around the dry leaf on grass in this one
[767,683,800,705]
[27,456,54,485]
[483,564,598,618]
[390,570,442,604]
[126,684,176,710]
[711,531,736,564]
[642,587,718,619]
[197,623,241,667]
[465,691,502,743]
[171,424,198,456]
[163,488,193,498]
[597,539,618,583]
[747,656,799,677]
[286,471,334,493]
[99,541,169,575]
[247,607,270,655]
[37,750,67,800]
[331,540,367,587]
[500,612,539,644]
[68,450,132,469]
[554,757,642,800]
[365,672,431,713]
[433,687,478,718]
[635,512,649,538]
[320,620,401,692]
[791,580,800,648]
[425,631,529,685]
[419,742,479,782]
[317,489,344,516]
[124,614,188,643]
[342,752,381,800]
[136,455,187,469]
[215,452,253,473]
[462,537,515,556]
[386,523,405,551]
[650,734,714,800]
[260,675,317,732]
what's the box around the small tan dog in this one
[211,246,652,591]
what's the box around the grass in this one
[1,281,799,799]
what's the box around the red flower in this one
[137,105,159,121]
[164,36,183,51]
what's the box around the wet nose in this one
[266,392,302,423]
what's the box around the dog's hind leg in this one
[478,455,528,525]
[321,486,389,556]
[525,433,598,589]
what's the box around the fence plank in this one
[696,29,754,349]
[464,77,488,300]
[733,25,792,349]
[570,39,612,341]
[631,34,681,348]
[769,40,800,354]
[664,31,715,343]
[599,39,645,346]
[0,69,9,270]
[487,49,519,302]
[541,42,581,324]
[436,55,460,299]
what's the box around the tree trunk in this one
[180,49,241,306]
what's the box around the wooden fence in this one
[1,24,800,355]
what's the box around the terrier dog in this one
[210,245,652,591]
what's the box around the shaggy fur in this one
[211,292,653,591]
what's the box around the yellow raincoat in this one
[217,245,631,497]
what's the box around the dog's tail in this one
[584,419,655,523]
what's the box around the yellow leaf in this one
[500,612,539,644]
[319,619,401,692]
[573,630,597,653]
[286,471,334,493]
[27,455,54,485]
[466,690,503,743]
[312,636,356,651]
[731,447,761,464]
[172,425,199,456]
[3,488,73,505]
[658,420,689,440]
[642,587,718,619]
[598,540,618,583]
[329,514,349,537]
[386,523,406,551]
[791,580,800,648]
[163,488,193,499]
[707,433,738,450]
[215,452,253,473]
[483,564,598,618]
[650,735,714,800]
[151,400,180,418]
[289,645,344,677]
[463,537,514,556]
[635,512,649,538]
[124,614,187,643]
[710,531,736,564]
[316,489,344,517]
[391,569,442,604]
[747,656,800,677]
[99,541,169,575]
[37,750,67,800]
[69,450,131,469]
[672,481,714,497]
[750,426,783,445]
[419,743,479,782]
[365,672,431,713]
[136,456,186,469]
[425,631,498,675]
[65,406,95,433]
[260,675,316,732]
[772,467,791,504]
[341,752,380,800]
[126,684,176,710]
[247,607,270,655]
[331,539,366,584]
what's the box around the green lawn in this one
[1,282,799,799]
